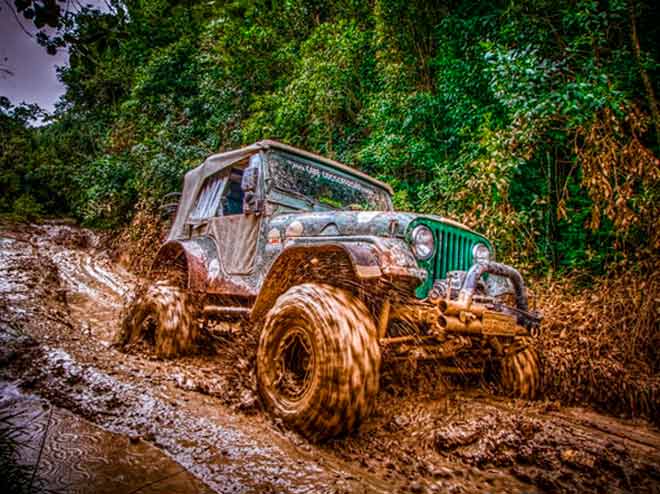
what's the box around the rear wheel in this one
[256,283,381,441]
[499,337,541,399]
[117,281,198,358]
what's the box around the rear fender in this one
[152,237,257,296]
[150,238,217,291]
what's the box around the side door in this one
[204,153,265,295]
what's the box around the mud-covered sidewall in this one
[256,283,381,440]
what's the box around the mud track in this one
[1,222,659,493]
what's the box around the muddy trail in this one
[1,222,659,493]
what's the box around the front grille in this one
[410,219,489,299]
[434,227,476,279]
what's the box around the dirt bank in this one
[1,222,659,493]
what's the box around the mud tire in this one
[499,338,541,400]
[256,283,380,441]
[117,281,198,358]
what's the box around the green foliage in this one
[73,155,137,227]
[2,0,658,274]
[9,194,44,222]
[243,19,375,155]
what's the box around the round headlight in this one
[472,243,491,263]
[411,225,435,260]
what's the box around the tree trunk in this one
[629,0,660,145]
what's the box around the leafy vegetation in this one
[1,0,658,274]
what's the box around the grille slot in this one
[434,227,475,279]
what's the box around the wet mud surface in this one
[1,222,659,493]
[0,380,213,494]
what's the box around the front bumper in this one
[385,261,541,342]
[430,261,542,338]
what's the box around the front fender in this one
[282,236,426,281]
[251,236,426,321]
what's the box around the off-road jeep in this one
[120,140,541,440]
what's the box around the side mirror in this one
[241,166,259,193]
[242,162,262,214]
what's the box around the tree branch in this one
[2,0,33,38]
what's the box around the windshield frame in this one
[265,150,393,212]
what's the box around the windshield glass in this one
[269,153,391,210]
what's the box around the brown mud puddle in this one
[1,222,659,493]
[0,380,213,494]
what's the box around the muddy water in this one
[1,222,660,494]
[0,380,213,494]
[33,346,390,493]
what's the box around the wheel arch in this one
[251,243,378,321]
[150,237,218,291]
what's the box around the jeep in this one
[119,140,541,440]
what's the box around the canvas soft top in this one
[168,140,394,241]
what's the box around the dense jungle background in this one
[1,0,659,419]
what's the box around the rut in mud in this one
[1,221,659,493]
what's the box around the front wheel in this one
[499,337,541,399]
[256,283,381,441]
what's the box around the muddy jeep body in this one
[144,140,541,439]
